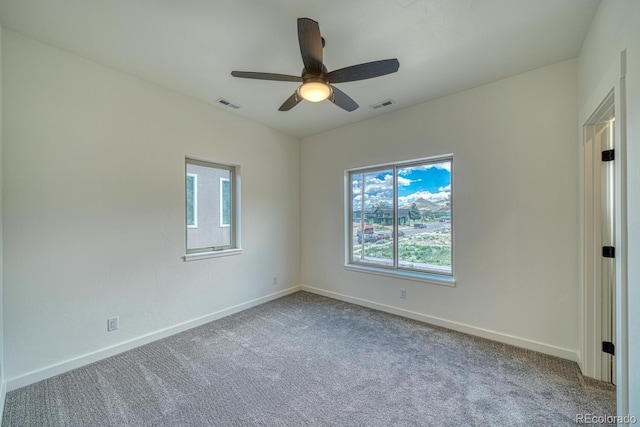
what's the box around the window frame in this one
[345,155,455,286]
[183,157,241,261]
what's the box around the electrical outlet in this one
[400,289,407,299]
[273,276,278,285]
[107,317,119,332]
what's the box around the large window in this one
[348,156,453,279]
[185,158,239,256]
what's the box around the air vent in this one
[216,98,240,109]
[370,99,395,110]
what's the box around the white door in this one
[597,113,616,385]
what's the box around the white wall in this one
[2,30,301,388]
[578,0,640,418]
[301,59,580,361]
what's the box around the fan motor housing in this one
[301,65,328,81]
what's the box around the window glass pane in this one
[186,162,232,251]
[351,169,394,267]
[220,178,230,226]
[397,161,452,274]
[186,174,197,227]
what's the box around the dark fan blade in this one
[297,18,323,75]
[278,92,302,111]
[326,59,400,83]
[231,71,302,82]
[330,85,358,112]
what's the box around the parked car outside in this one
[357,234,377,244]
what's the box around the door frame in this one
[579,49,628,416]
[582,93,615,382]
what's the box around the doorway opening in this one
[583,92,616,384]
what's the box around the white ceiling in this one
[0,0,600,138]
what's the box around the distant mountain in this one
[401,197,444,211]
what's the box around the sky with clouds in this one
[352,161,451,210]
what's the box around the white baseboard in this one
[6,284,578,392]
[6,286,301,392]
[301,285,578,362]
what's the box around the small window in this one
[348,156,453,281]
[185,158,239,256]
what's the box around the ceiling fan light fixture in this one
[297,80,332,102]
[231,18,399,111]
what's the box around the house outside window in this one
[348,155,453,280]
[220,177,230,227]
[186,173,197,228]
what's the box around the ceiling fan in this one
[231,18,400,112]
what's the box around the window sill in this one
[344,264,455,287]
[183,248,242,262]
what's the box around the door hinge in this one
[602,246,615,258]
[602,341,615,356]
[601,149,615,162]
